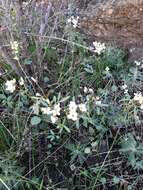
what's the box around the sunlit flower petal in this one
[5,79,16,93]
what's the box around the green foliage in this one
[0,4,143,189]
[65,143,87,165]
[103,47,126,69]
[30,116,41,126]
[120,134,143,169]
[0,157,24,190]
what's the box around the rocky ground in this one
[43,0,143,62]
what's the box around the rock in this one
[79,0,143,49]
[35,0,143,52]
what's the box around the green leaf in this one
[84,64,93,74]
[63,125,71,133]
[113,176,120,185]
[31,116,41,126]
[120,134,137,153]
[100,177,106,185]
[23,59,32,65]
[44,77,50,83]
[0,94,6,100]
[128,153,136,167]
[111,85,118,92]
[135,160,143,170]
[59,96,70,103]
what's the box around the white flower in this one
[83,86,94,94]
[93,41,106,55]
[69,101,77,111]
[95,96,102,105]
[13,55,19,60]
[41,103,60,123]
[140,104,143,110]
[19,77,24,86]
[121,83,128,94]
[96,100,102,105]
[67,101,78,121]
[70,164,76,171]
[67,16,79,28]
[135,60,141,66]
[88,88,94,94]
[122,84,128,90]
[23,2,28,6]
[10,41,19,60]
[52,103,61,116]
[72,16,79,28]
[5,79,16,93]
[84,147,91,154]
[78,103,87,112]
[124,89,128,94]
[51,115,58,124]
[36,93,41,97]
[41,107,52,114]
[105,67,110,72]
[133,92,143,104]
[133,92,143,109]
[84,86,88,93]
[134,60,143,68]
[86,95,90,101]
[67,111,78,121]
[130,48,135,53]
[67,17,72,23]
[10,41,19,53]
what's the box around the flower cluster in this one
[5,79,16,93]
[133,92,143,109]
[121,83,128,94]
[67,101,78,121]
[83,86,94,94]
[5,77,25,93]
[41,103,61,124]
[10,40,19,60]
[40,98,87,123]
[67,16,79,28]
[92,41,106,55]
[33,96,88,123]
[67,101,87,121]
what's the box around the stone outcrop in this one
[79,0,143,49]
[37,0,143,50]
